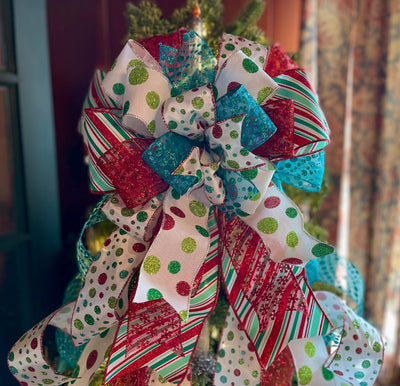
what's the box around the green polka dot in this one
[168,120,178,130]
[230,130,239,139]
[304,341,316,357]
[121,207,134,217]
[128,59,145,67]
[286,231,299,247]
[257,87,274,104]
[312,243,334,257]
[353,320,360,328]
[232,115,244,122]
[129,67,149,85]
[227,331,234,340]
[224,43,235,51]
[189,200,207,217]
[241,168,258,180]
[146,91,160,109]
[179,310,188,321]
[8,352,14,361]
[373,342,382,352]
[240,148,249,156]
[242,58,258,73]
[241,47,252,56]
[89,288,96,298]
[43,380,55,384]
[147,288,163,300]
[115,248,123,257]
[238,358,245,365]
[147,120,156,134]
[143,255,161,274]
[322,367,334,381]
[219,348,226,358]
[137,211,148,222]
[192,96,204,109]
[298,365,313,385]
[112,83,125,95]
[182,237,196,253]
[252,370,258,378]
[335,354,342,360]
[74,319,84,330]
[108,297,117,308]
[110,59,117,71]
[362,360,371,368]
[250,192,261,201]
[175,165,184,175]
[227,160,240,169]
[257,217,278,234]
[195,225,209,237]
[171,189,181,200]
[176,95,184,103]
[168,261,181,274]
[123,100,130,115]
[119,270,128,279]
[285,207,298,218]
[84,314,95,325]
[94,306,101,314]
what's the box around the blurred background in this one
[0,0,399,384]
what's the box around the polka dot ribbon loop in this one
[240,182,334,264]
[162,84,216,140]
[102,39,171,137]
[133,187,211,321]
[215,33,278,105]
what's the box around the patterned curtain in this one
[300,0,400,384]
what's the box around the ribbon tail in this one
[105,209,220,384]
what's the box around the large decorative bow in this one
[8,30,384,386]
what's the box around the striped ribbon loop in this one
[273,69,330,155]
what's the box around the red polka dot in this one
[21,383,28,386]
[28,366,35,372]
[212,124,222,139]
[264,196,281,208]
[227,81,241,93]
[353,334,359,341]
[334,370,344,376]
[133,243,146,253]
[176,281,191,296]
[192,88,199,92]
[282,258,303,265]
[98,273,107,285]
[107,313,114,318]
[86,350,98,369]
[247,342,256,352]
[99,292,104,299]
[163,214,175,230]
[170,207,186,218]
[356,347,362,354]
[333,304,341,310]
[234,369,241,376]
[104,239,111,247]
[31,337,38,349]
[316,292,327,301]
[123,225,131,231]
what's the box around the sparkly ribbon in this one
[10,31,381,386]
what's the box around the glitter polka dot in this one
[143,255,161,274]
[192,96,204,109]
[242,58,258,73]
[129,67,149,85]
[257,87,274,104]
[298,365,312,385]
[286,231,299,247]
[285,207,298,218]
[257,217,278,234]
[181,237,196,253]
[168,261,181,274]
[189,200,207,217]
[147,288,163,300]
[146,91,160,109]
[176,281,190,296]
[112,83,125,95]
[264,196,280,208]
